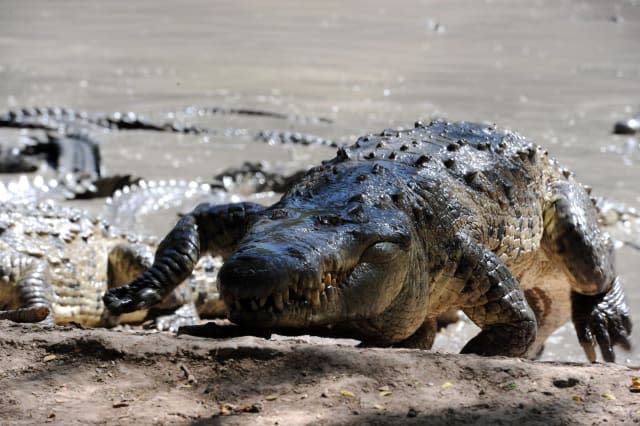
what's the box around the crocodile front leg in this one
[0,247,54,324]
[104,242,207,331]
[544,179,632,362]
[103,202,264,315]
[454,237,537,357]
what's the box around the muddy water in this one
[1,0,639,364]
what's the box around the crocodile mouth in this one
[220,240,409,327]
[224,268,353,319]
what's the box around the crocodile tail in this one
[0,306,51,323]
[103,214,201,315]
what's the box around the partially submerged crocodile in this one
[104,120,633,362]
[1,130,137,200]
[0,106,338,147]
[0,201,222,330]
[0,106,337,201]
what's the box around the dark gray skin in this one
[104,120,632,361]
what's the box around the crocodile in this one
[0,200,223,330]
[1,131,137,200]
[103,120,633,362]
[182,105,333,124]
[0,106,338,147]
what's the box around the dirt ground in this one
[0,320,638,425]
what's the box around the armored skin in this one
[104,120,632,361]
[0,201,220,329]
[0,106,337,147]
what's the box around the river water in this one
[1,0,639,364]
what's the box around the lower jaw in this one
[229,307,303,328]
[228,304,340,329]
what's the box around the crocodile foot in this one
[572,277,632,362]
[103,285,164,315]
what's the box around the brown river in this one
[1,0,639,364]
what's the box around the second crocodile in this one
[0,201,222,329]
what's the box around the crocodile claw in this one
[572,277,632,363]
[103,286,163,315]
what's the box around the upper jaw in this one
[222,239,411,329]
[222,254,358,326]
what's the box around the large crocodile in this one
[0,201,222,330]
[104,120,632,362]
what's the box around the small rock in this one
[407,407,419,418]
[613,117,640,135]
[553,378,579,388]
[243,403,262,413]
[219,404,236,415]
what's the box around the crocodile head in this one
[218,162,420,332]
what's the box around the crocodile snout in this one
[218,253,295,302]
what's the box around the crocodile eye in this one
[360,242,404,264]
[315,215,342,226]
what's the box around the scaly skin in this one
[104,120,632,361]
[0,106,338,147]
[0,201,220,329]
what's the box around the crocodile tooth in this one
[273,292,284,311]
[258,297,267,308]
[310,290,321,307]
[331,277,337,286]
[323,272,332,286]
[283,288,290,304]
[320,291,328,306]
